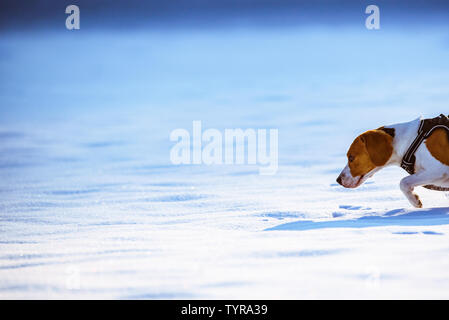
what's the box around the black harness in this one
[400,114,449,191]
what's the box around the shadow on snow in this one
[266,207,449,231]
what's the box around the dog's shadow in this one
[265,207,449,231]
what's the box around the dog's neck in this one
[385,117,422,166]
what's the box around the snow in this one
[1,24,449,299]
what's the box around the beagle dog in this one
[336,116,449,208]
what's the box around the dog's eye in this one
[348,155,355,163]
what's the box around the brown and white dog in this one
[336,117,449,208]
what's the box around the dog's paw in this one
[411,193,423,208]
[413,200,423,209]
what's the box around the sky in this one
[1,0,449,30]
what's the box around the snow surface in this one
[1,25,449,299]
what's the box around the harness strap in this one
[400,114,449,192]
[401,120,425,175]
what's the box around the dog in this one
[336,115,449,208]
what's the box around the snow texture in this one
[1,25,449,299]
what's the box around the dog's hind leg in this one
[400,171,441,208]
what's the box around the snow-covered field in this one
[1,24,449,299]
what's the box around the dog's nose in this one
[336,175,343,185]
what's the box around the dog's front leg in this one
[400,171,438,208]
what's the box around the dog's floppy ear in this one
[361,130,393,166]
[378,126,395,138]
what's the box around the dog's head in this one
[336,128,394,188]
